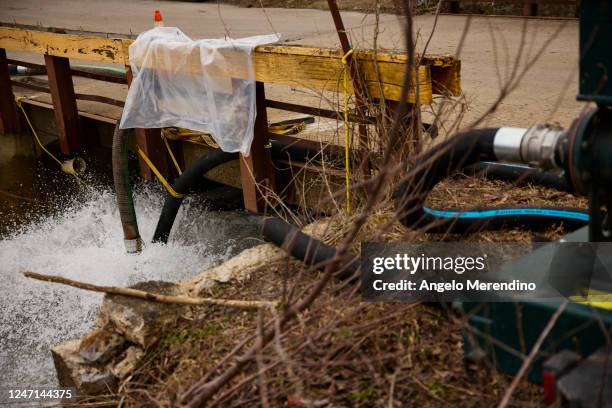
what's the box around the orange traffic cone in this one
[154,10,164,27]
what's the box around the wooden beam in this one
[0,27,461,103]
[135,128,166,181]
[44,54,80,154]
[7,58,127,84]
[240,82,274,213]
[265,99,376,124]
[125,67,167,181]
[0,28,130,64]
[0,48,20,134]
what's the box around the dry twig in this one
[23,271,277,310]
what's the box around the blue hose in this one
[395,128,588,233]
[422,207,588,233]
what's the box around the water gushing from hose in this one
[0,186,259,389]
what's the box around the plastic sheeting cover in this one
[120,27,280,155]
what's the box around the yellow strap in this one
[342,48,354,212]
[161,133,182,175]
[15,96,88,187]
[15,96,64,168]
[137,147,185,199]
[268,122,306,136]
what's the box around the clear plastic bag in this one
[120,27,279,155]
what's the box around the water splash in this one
[0,186,260,388]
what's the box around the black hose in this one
[270,140,336,163]
[112,123,142,253]
[395,128,589,233]
[152,140,340,244]
[152,150,238,243]
[395,128,497,228]
[261,217,358,280]
[465,161,570,192]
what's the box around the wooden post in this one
[240,81,274,213]
[523,1,538,16]
[449,1,460,13]
[125,67,167,181]
[0,48,20,135]
[44,54,80,154]
[327,0,369,159]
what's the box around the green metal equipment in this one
[461,1,612,403]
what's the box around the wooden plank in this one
[11,79,125,107]
[19,97,118,124]
[240,81,274,213]
[266,99,376,124]
[0,27,461,103]
[0,27,130,64]
[7,58,127,84]
[125,67,167,181]
[44,54,80,154]
[0,48,20,134]
[431,59,461,97]
[253,50,435,103]
[127,45,435,103]
[135,128,166,181]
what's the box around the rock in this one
[111,346,144,380]
[97,281,187,348]
[180,219,331,295]
[51,339,116,395]
[79,328,124,363]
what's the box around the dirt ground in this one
[113,174,585,407]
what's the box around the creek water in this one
[0,132,260,389]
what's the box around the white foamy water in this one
[0,187,260,388]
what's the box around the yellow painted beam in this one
[0,26,461,103]
[0,27,131,64]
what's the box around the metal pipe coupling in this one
[493,124,566,169]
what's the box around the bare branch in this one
[23,271,276,310]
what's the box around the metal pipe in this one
[492,127,527,162]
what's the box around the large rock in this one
[111,346,144,380]
[180,219,331,295]
[79,328,124,363]
[51,339,116,395]
[97,281,187,348]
